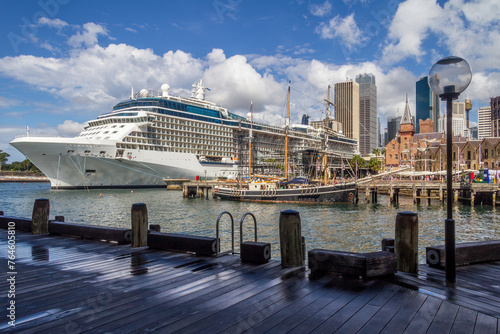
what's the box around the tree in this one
[349,155,366,170]
[372,148,381,158]
[368,158,381,173]
[0,150,9,165]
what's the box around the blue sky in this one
[1,0,499,162]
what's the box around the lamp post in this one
[428,56,472,286]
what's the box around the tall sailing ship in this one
[214,83,359,204]
[10,81,358,189]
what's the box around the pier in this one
[1,205,499,333]
[357,180,500,206]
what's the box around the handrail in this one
[215,211,234,257]
[239,212,257,245]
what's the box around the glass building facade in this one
[416,76,439,133]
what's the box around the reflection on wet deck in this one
[0,230,499,333]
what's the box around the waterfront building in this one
[335,80,360,145]
[478,106,492,139]
[416,76,440,133]
[385,96,415,167]
[491,96,500,137]
[355,73,377,155]
[419,118,435,134]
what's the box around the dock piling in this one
[395,211,418,273]
[32,198,49,234]
[279,210,304,267]
[131,203,148,247]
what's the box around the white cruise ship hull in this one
[11,137,238,189]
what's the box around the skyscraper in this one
[478,106,492,139]
[355,73,377,155]
[334,80,360,146]
[416,76,439,133]
[492,96,500,137]
[387,116,401,144]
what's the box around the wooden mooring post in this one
[131,203,148,247]
[395,211,418,273]
[32,198,49,234]
[279,209,304,267]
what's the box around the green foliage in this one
[367,158,381,173]
[372,148,381,157]
[349,155,366,170]
[1,158,41,172]
[0,150,10,165]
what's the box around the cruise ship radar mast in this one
[191,80,208,100]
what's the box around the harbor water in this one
[1,182,499,263]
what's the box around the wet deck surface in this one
[1,230,499,333]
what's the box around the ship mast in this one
[323,84,334,186]
[285,82,290,180]
[249,102,253,182]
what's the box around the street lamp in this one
[428,56,472,286]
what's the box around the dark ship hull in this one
[214,183,358,204]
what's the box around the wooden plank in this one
[450,307,477,334]
[287,281,368,334]
[357,288,415,334]
[332,283,401,334]
[310,281,389,333]
[20,258,267,333]
[403,295,442,333]
[426,301,460,334]
[1,230,499,333]
[74,261,283,333]
[227,277,337,333]
[131,267,310,333]
[379,292,428,333]
[474,312,498,334]
[188,274,333,333]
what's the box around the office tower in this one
[416,76,439,133]
[492,96,500,137]
[355,73,377,154]
[437,115,466,137]
[469,126,478,139]
[478,106,492,139]
[334,80,360,144]
[387,116,401,143]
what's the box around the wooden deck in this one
[1,230,499,333]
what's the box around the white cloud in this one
[202,54,283,114]
[68,22,108,48]
[57,120,85,136]
[382,0,443,64]
[316,13,367,51]
[0,97,20,108]
[310,1,332,17]
[38,17,68,29]
[0,44,204,110]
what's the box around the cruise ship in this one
[10,81,358,189]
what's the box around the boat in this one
[213,179,357,204]
[10,80,358,189]
[213,83,358,204]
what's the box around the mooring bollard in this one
[32,198,50,234]
[149,224,161,232]
[131,203,148,247]
[395,211,418,273]
[279,209,304,267]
